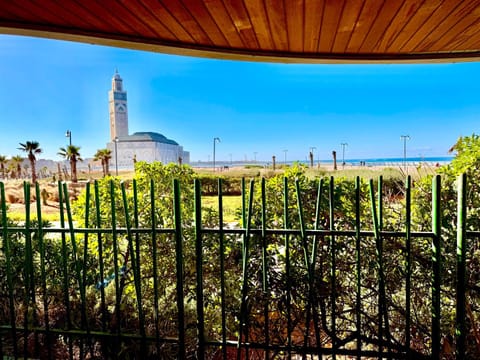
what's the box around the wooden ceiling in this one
[1,0,480,63]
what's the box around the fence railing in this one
[0,174,476,359]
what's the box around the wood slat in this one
[120,0,177,41]
[243,0,274,50]
[387,0,441,52]
[360,1,403,53]
[100,0,159,38]
[303,0,324,53]
[146,0,195,43]
[161,0,212,45]
[204,0,244,48]
[264,0,288,51]
[375,0,424,53]
[319,0,345,52]
[1,0,480,62]
[332,0,364,53]
[183,0,229,47]
[399,0,459,52]
[285,0,304,52]
[423,1,480,51]
[222,0,259,49]
[345,0,384,53]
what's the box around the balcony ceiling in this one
[1,0,480,63]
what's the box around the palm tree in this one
[94,148,112,177]
[10,155,24,179]
[0,155,7,179]
[18,141,42,183]
[58,145,82,183]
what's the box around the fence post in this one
[194,179,205,360]
[456,173,467,358]
[431,175,441,360]
[173,179,186,359]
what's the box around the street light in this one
[400,135,410,174]
[283,149,288,165]
[309,147,316,167]
[341,143,348,168]
[213,137,220,172]
[114,137,119,176]
[65,130,72,146]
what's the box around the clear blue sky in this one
[1,34,479,163]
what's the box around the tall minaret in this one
[109,70,129,140]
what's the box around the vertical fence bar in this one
[150,179,161,354]
[94,181,107,333]
[329,177,336,359]
[35,183,52,359]
[23,182,36,356]
[455,173,466,358]
[312,178,324,358]
[237,179,254,360]
[376,176,384,357]
[355,176,361,359]
[120,181,146,356]
[194,179,205,360]
[173,179,186,359]
[261,178,270,359]
[64,182,89,332]
[81,182,91,357]
[431,175,441,360]
[58,182,73,359]
[284,177,292,359]
[295,178,310,355]
[369,178,390,358]
[0,182,18,356]
[110,180,121,357]
[218,178,227,360]
[405,176,412,358]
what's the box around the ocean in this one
[191,156,453,168]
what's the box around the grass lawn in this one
[201,195,243,224]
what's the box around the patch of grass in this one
[202,195,242,223]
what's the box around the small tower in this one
[109,70,129,140]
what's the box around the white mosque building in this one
[106,71,189,168]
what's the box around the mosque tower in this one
[109,70,129,140]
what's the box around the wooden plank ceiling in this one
[1,0,480,63]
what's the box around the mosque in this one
[106,71,189,168]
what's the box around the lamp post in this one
[114,137,119,176]
[213,137,220,172]
[309,147,316,167]
[283,149,288,165]
[341,142,348,168]
[65,130,72,146]
[400,135,410,173]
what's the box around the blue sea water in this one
[192,156,453,168]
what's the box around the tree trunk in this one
[71,158,78,183]
[30,157,36,183]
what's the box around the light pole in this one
[309,147,316,167]
[400,135,410,173]
[341,142,348,168]
[114,137,119,176]
[213,137,220,172]
[65,130,72,146]
[283,149,288,165]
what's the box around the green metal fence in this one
[0,175,475,359]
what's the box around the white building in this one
[106,71,190,169]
